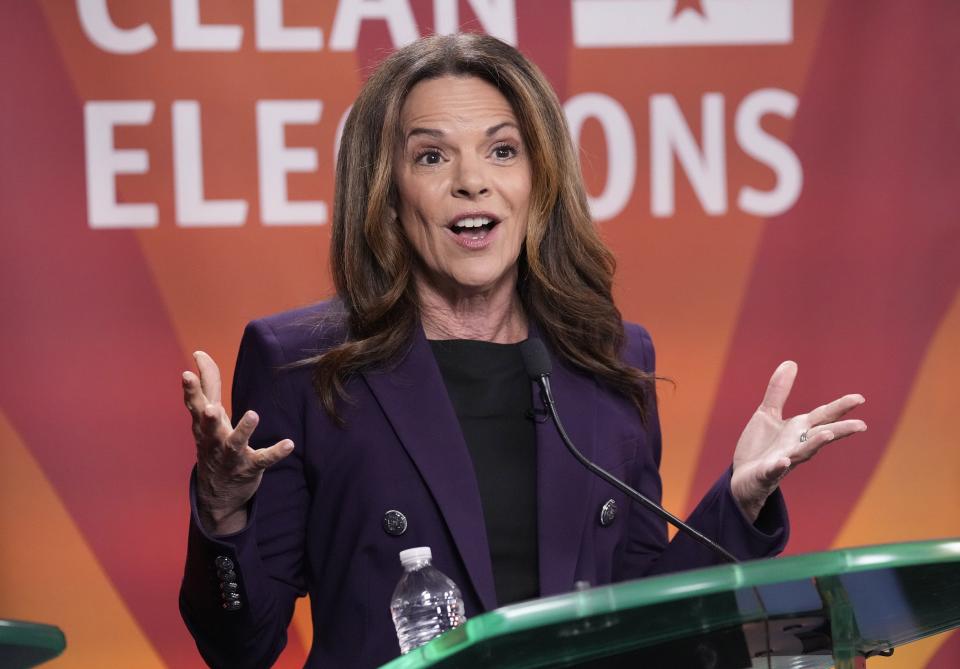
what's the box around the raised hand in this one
[182,351,294,535]
[730,361,867,523]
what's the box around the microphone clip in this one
[525,407,550,423]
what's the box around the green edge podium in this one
[0,620,65,668]
[382,539,960,669]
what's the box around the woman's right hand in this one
[183,351,295,535]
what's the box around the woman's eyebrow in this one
[486,121,519,136]
[404,121,518,145]
[405,127,444,143]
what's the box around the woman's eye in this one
[415,150,443,165]
[493,144,518,160]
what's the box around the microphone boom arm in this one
[537,375,739,564]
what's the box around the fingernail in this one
[182,372,190,383]
[282,440,294,452]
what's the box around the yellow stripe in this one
[0,412,167,668]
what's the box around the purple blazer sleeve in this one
[614,322,789,580]
[179,319,309,669]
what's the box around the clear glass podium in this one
[382,539,960,669]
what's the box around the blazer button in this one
[215,556,234,571]
[222,600,243,611]
[599,499,618,527]
[382,509,408,536]
[218,569,237,583]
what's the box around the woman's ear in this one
[387,205,398,222]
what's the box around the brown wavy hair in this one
[307,33,652,422]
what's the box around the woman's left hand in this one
[730,361,867,522]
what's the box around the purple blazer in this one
[179,301,788,668]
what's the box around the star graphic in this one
[672,0,707,19]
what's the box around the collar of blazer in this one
[360,320,599,611]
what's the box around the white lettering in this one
[84,101,158,228]
[172,101,248,227]
[433,0,517,45]
[76,0,156,54]
[255,0,323,51]
[256,101,327,225]
[565,93,636,223]
[329,0,419,51]
[735,88,802,216]
[172,0,243,51]
[650,93,727,217]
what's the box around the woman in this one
[179,34,866,668]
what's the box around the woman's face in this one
[393,75,532,296]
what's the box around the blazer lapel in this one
[361,328,498,611]
[533,340,599,597]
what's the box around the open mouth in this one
[448,216,500,240]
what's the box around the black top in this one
[429,339,539,606]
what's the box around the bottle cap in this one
[399,546,432,568]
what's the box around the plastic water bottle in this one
[390,547,466,654]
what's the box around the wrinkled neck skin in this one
[416,266,528,343]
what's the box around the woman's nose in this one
[452,157,489,198]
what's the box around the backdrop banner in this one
[1,1,957,667]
